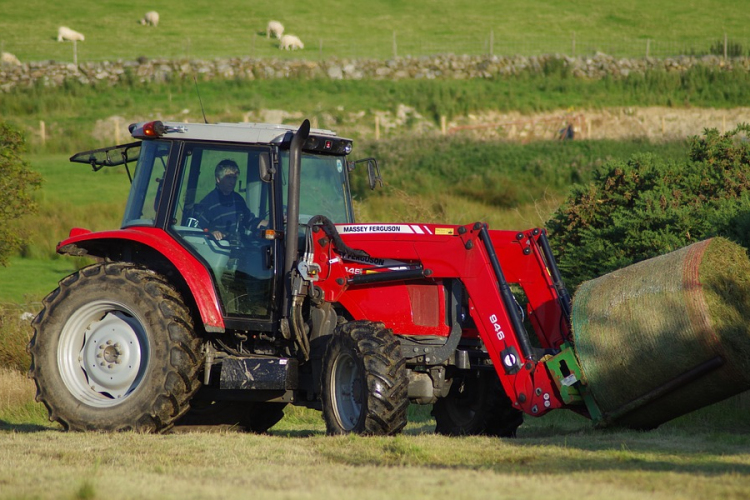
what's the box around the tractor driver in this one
[196,159,255,241]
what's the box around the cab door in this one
[167,142,279,324]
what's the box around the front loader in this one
[28,118,744,435]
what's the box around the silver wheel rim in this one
[330,352,363,431]
[57,300,150,408]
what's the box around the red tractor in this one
[29,119,598,434]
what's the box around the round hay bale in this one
[571,237,750,429]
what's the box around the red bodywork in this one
[58,227,225,331]
[314,222,571,417]
[59,221,571,417]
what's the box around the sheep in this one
[1,51,21,66]
[266,20,284,39]
[279,34,304,51]
[140,11,159,27]
[57,26,85,42]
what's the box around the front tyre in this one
[28,263,203,432]
[322,321,408,435]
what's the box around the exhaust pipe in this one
[282,120,311,318]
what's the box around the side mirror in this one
[366,159,383,190]
[349,157,382,190]
[259,152,274,182]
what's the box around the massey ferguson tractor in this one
[28,118,606,435]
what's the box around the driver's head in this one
[215,159,240,195]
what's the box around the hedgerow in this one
[547,124,750,289]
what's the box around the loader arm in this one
[312,221,588,418]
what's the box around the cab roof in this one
[128,120,346,145]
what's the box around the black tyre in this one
[176,400,286,433]
[432,371,523,437]
[28,263,203,433]
[321,321,409,435]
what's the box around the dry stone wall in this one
[2,54,750,92]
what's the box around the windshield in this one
[281,152,353,224]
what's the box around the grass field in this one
[2,363,750,500]
[2,372,750,500]
[2,0,750,61]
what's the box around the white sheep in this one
[279,34,304,51]
[140,11,159,27]
[266,20,284,39]
[1,51,21,66]
[57,26,85,42]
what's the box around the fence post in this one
[392,31,397,58]
[571,31,576,57]
[114,117,121,144]
[39,121,46,147]
[724,32,728,60]
[441,115,447,135]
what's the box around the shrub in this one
[547,125,750,290]
[0,123,42,265]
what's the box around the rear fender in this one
[57,227,224,332]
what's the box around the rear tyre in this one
[322,321,408,435]
[28,263,203,433]
[432,371,523,437]
[176,400,286,433]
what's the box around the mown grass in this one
[1,391,750,500]
[2,0,749,61]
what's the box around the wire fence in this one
[3,33,750,64]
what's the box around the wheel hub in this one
[79,312,142,399]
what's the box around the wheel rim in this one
[57,300,150,408]
[330,351,364,431]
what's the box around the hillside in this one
[1,0,749,61]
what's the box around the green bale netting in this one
[571,237,750,429]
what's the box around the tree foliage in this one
[0,123,42,266]
[547,124,750,290]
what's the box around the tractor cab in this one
[71,120,358,325]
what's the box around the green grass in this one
[0,257,77,303]
[2,0,750,61]
[4,68,750,156]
